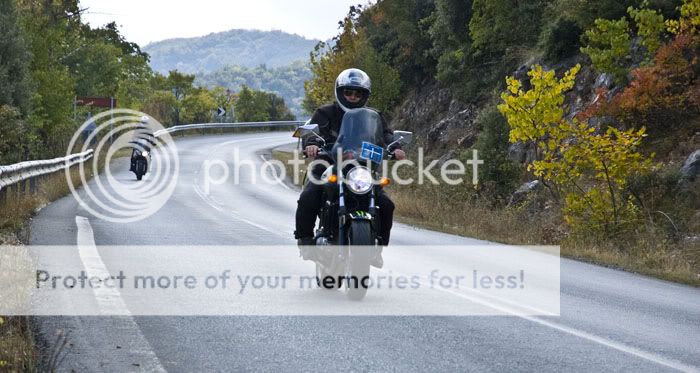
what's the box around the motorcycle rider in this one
[294,68,406,265]
[129,115,156,172]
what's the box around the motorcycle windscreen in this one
[330,108,384,163]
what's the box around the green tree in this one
[141,91,178,126]
[234,85,270,122]
[304,9,402,114]
[628,6,667,57]
[64,41,122,97]
[425,0,473,58]
[581,17,632,85]
[538,17,583,62]
[359,0,436,82]
[0,105,33,164]
[424,0,474,86]
[474,106,520,204]
[469,0,545,55]
[181,88,216,124]
[16,0,80,155]
[266,92,295,121]
[160,70,196,125]
[550,0,639,30]
[0,0,33,115]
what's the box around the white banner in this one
[1,245,560,316]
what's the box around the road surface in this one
[29,132,700,372]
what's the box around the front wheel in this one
[316,263,341,290]
[345,220,373,301]
[134,159,147,180]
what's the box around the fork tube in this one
[338,181,346,246]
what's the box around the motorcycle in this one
[294,108,412,300]
[129,139,152,181]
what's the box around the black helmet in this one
[334,68,371,112]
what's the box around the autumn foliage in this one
[581,33,700,133]
[499,64,653,236]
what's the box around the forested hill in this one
[195,61,311,119]
[143,29,320,74]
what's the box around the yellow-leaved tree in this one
[498,65,653,236]
[666,0,700,35]
[303,9,401,114]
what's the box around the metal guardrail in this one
[153,121,304,137]
[0,149,94,192]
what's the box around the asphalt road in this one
[29,132,700,372]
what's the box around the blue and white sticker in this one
[360,142,384,164]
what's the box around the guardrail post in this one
[29,176,37,194]
[14,183,20,201]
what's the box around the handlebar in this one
[302,146,398,160]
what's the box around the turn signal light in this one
[379,177,391,187]
[329,174,338,183]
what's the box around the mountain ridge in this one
[143,28,320,74]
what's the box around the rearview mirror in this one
[393,130,413,146]
[292,123,320,138]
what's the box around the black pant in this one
[294,167,395,245]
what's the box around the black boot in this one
[371,245,384,268]
[297,237,316,261]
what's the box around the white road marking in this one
[379,267,698,372]
[191,134,293,238]
[75,216,166,372]
[192,179,286,238]
[75,216,129,315]
[259,154,291,190]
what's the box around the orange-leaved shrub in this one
[580,33,700,134]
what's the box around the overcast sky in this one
[79,0,367,46]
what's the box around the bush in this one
[539,17,583,63]
[581,33,700,135]
[474,106,521,204]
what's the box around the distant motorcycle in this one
[129,136,154,181]
[130,146,149,180]
[294,108,412,300]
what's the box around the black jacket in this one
[305,102,398,148]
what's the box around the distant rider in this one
[129,115,156,172]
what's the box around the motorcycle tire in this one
[345,220,373,301]
[315,263,341,290]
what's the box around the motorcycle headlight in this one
[141,151,149,157]
[345,167,373,194]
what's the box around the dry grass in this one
[0,165,92,234]
[0,156,102,370]
[271,149,306,187]
[561,236,699,284]
[0,317,34,372]
[390,182,699,285]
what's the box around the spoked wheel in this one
[344,220,373,301]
